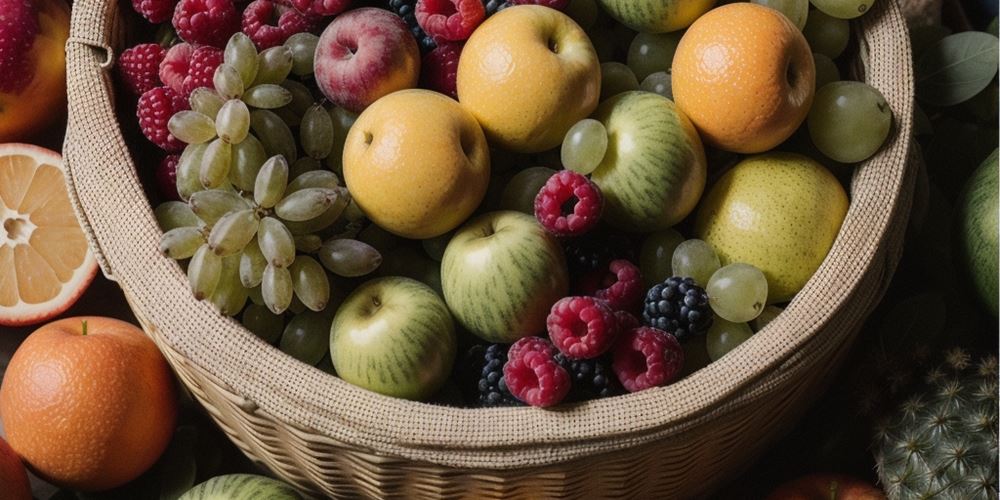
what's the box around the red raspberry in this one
[172,0,240,47]
[419,42,462,99]
[415,0,485,42]
[614,310,641,331]
[131,0,178,23]
[612,327,683,393]
[118,43,167,96]
[534,170,603,237]
[503,337,570,407]
[156,155,181,201]
[578,259,644,313]
[137,86,189,152]
[547,296,619,360]
[276,0,351,16]
[509,0,568,9]
[242,0,318,50]
[508,335,555,361]
[159,43,194,95]
[0,0,39,93]
[182,45,223,96]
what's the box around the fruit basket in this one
[64,0,915,497]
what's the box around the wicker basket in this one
[63,0,916,497]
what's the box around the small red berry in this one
[131,0,178,23]
[182,45,223,97]
[172,0,241,48]
[156,155,181,201]
[420,42,463,99]
[503,336,570,407]
[118,43,167,96]
[614,310,641,331]
[507,335,555,361]
[159,43,194,95]
[137,86,189,152]
[534,170,603,237]
[275,0,351,16]
[415,0,486,42]
[242,0,319,50]
[547,296,619,360]
[612,327,684,393]
[578,259,644,313]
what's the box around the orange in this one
[0,317,178,491]
[0,144,98,326]
[672,3,815,154]
[0,0,70,142]
[0,436,31,500]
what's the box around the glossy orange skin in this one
[0,317,177,492]
[0,437,31,500]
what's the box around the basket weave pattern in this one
[63,0,915,497]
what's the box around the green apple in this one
[330,277,456,400]
[590,91,707,232]
[179,474,301,500]
[597,0,716,33]
[441,211,568,343]
[956,148,998,317]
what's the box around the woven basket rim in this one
[63,0,915,469]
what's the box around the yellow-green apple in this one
[441,211,569,343]
[330,277,456,401]
[315,7,420,113]
[597,0,715,33]
[456,5,600,153]
[342,89,490,239]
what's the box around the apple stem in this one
[82,319,88,336]
[829,480,839,500]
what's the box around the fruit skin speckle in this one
[0,0,40,93]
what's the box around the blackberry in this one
[562,233,635,278]
[483,0,511,16]
[387,0,437,52]
[642,277,712,342]
[457,343,521,407]
[555,353,625,401]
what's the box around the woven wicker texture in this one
[63,0,915,496]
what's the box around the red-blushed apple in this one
[315,8,420,113]
[766,474,887,500]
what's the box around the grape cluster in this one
[157,33,380,316]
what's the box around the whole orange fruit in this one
[672,3,815,154]
[0,317,177,491]
[0,436,31,500]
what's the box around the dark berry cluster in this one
[642,277,713,342]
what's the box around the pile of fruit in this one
[117,0,894,408]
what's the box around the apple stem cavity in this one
[82,320,88,336]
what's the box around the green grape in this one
[294,233,323,253]
[213,63,244,100]
[247,285,265,306]
[627,31,683,82]
[421,231,452,262]
[160,226,206,259]
[240,236,266,287]
[640,229,685,288]
[318,238,382,277]
[600,62,640,101]
[188,190,248,226]
[564,0,598,30]
[274,187,341,222]
[207,208,259,257]
[282,192,349,235]
[705,318,754,361]
[216,99,250,144]
[706,263,768,322]
[241,84,293,109]
[356,223,400,255]
[199,138,233,189]
[343,199,365,222]
[810,0,875,19]
[189,88,225,120]
[324,107,357,174]
[286,170,339,193]
[262,263,293,314]
[499,166,557,214]
[750,305,784,332]
[288,294,307,315]
[224,33,259,87]
[167,110,217,145]
[155,201,200,231]
[813,52,840,89]
[752,0,809,29]
[188,244,222,300]
[258,216,296,268]
[807,81,892,163]
[289,157,321,180]
[279,311,331,365]
[209,254,248,316]
[254,155,289,209]
[561,119,608,175]
[252,46,293,86]
[241,303,284,343]
[672,239,721,286]
[285,32,319,76]
[289,255,329,312]
[281,80,315,118]
[177,144,208,201]
[301,104,335,160]
[802,9,849,58]
[229,133,267,192]
[640,71,672,99]
[250,109,297,162]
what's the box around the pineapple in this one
[873,350,999,500]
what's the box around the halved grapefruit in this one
[0,144,97,326]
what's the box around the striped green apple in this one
[441,211,569,343]
[330,277,456,400]
[590,91,707,233]
[597,0,716,33]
